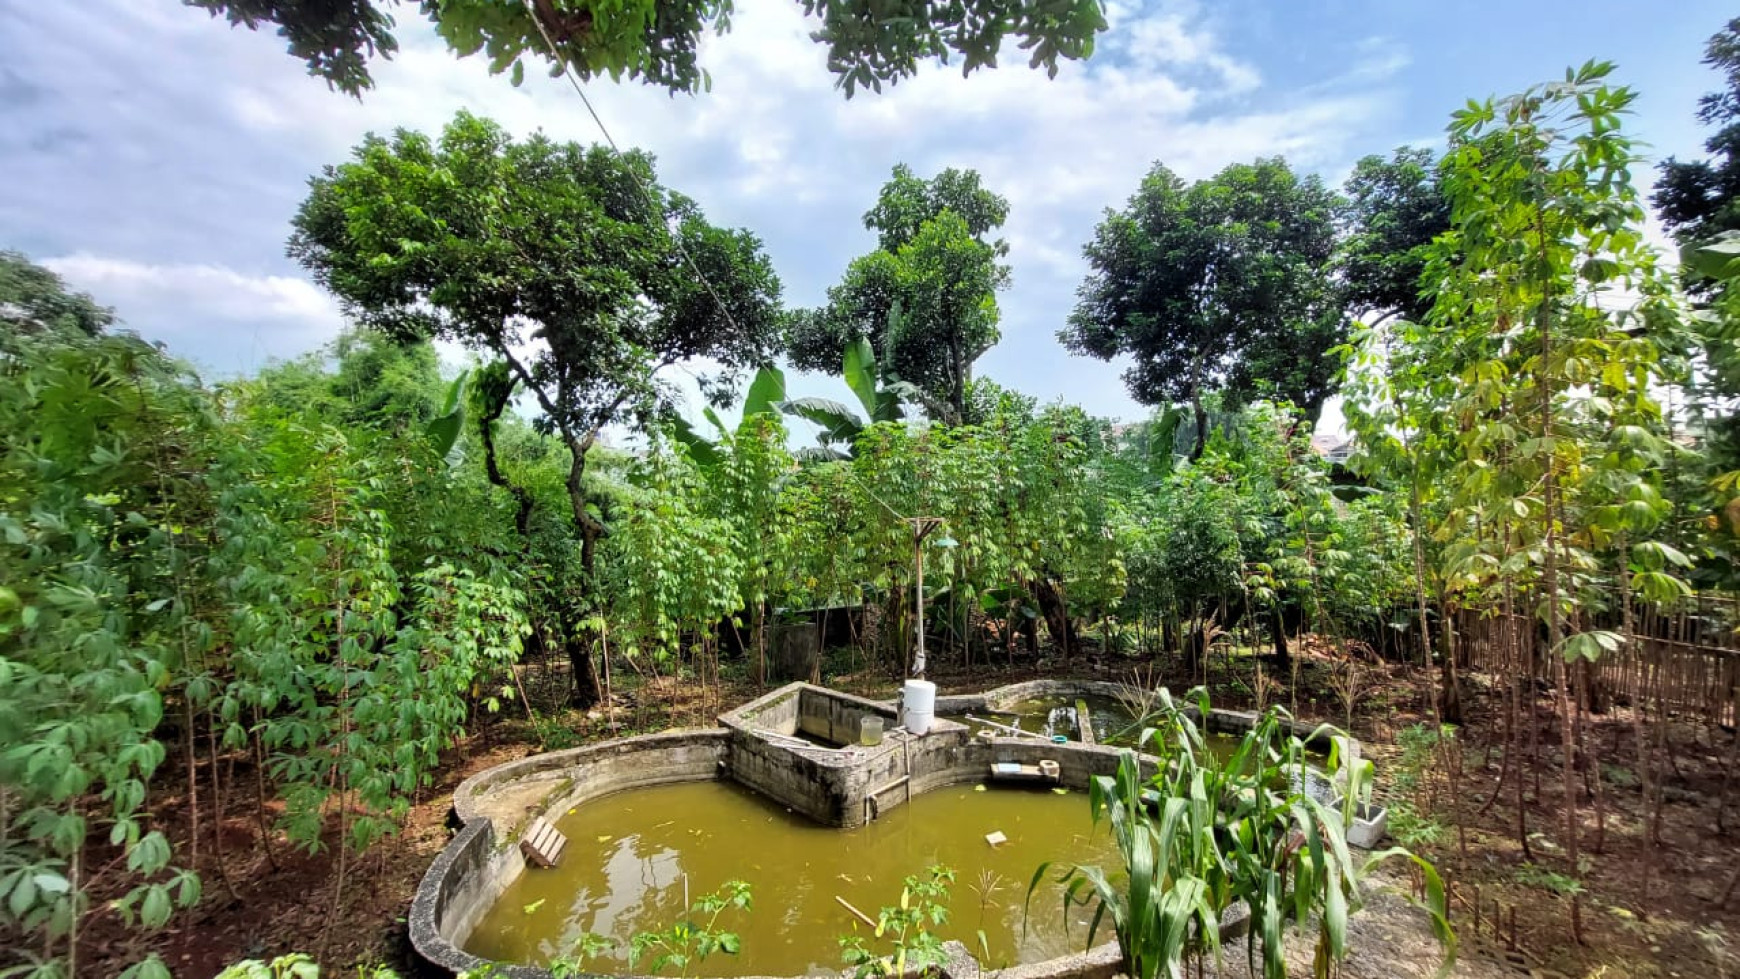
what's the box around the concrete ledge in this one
[936,678,1351,756]
[417,730,732,978]
[452,727,730,825]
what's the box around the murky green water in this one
[993,694,1143,745]
[464,780,1118,977]
[969,697,1321,781]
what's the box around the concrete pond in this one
[409,680,1383,979]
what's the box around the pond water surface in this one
[464,780,1117,976]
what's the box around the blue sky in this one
[1,0,1731,425]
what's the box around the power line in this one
[517,0,744,340]
[515,1,916,528]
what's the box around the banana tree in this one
[670,365,787,467]
[424,369,469,459]
[781,336,921,458]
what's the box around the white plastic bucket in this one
[902,679,937,715]
[904,708,934,736]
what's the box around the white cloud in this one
[5,0,1410,417]
[1115,1,1261,93]
[44,254,337,323]
[41,254,345,372]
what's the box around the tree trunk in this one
[1032,578,1075,657]
[1439,606,1463,724]
[948,337,967,426]
[753,602,768,687]
[565,438,609,708]
[569,634,603,708]
[1269,605,1291,671]
[479,380,536,535]
[1190,386,1208,461]
[1183,609,1208,678]
[1530,196,1577,872]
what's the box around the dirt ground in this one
[81,646,1740,979]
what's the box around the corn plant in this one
[1033,690,1455,979]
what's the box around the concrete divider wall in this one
[937,678,1346,755]
[721,684,943,829]
[724,725,851,825]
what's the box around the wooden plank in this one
[987,761,1061,783]
[521,817,568,869]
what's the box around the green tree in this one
[187,0,1108,98]
[861,164,1011,253]
[1061,158,1342,457]
[0,251,114,339]
[1336,148,1451,326]
[1655,18,1740,259]
[791,166,1010,424]
[1654,19,1740,509]
[251,328,451,431]
[288,110,783,704]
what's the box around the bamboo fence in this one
[1456,595,1740,728]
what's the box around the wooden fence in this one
[1455,596,1740,728]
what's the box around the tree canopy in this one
[1335,147,1451,325]
[1655,17,1740,253]
[1061,158,1341,456]
[789,165,1010,424]
[288,110,782,702]
[187,0,1109,98]
[0,250,115,339]
[251,328,450,431]
[290,112,783,454]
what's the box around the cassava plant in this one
[839,865,957,978]
[627,880,753,977]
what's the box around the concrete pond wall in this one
[411,679,1371,979]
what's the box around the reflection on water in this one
[464,780,1117,977]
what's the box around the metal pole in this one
[914,527,926,678]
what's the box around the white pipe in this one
[964,714,1051,740]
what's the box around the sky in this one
[1,0,1734,427]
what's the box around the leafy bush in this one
[1,311,531,978]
